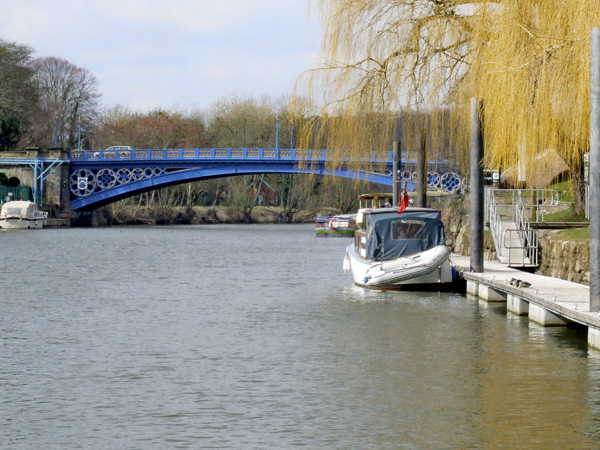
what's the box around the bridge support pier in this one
[507,293,529,315]
[0,149,71,218]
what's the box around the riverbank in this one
[75,205,343,227]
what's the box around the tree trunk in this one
[573,168,586,216]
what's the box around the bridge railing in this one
[69,148,464,174]
[68,148,370,161]
[70,148,439,164]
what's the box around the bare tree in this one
[93,106,210,150]
[206,94,280,148]
[30,56,101,148]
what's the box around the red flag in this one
[398,189,409,214]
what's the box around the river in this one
[2,224,600,449]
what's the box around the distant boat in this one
[343,196,453,289]
[315,214,356,237]
[0,201,48,229]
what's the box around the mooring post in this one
[417,129,427,207]
[393,141,400,206]
[590,28,600,312]
[470,98,484,273]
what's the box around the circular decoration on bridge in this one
[427,171,440,188]
[412,171,418,181]
[153,168,164,176]
[144,168,154,178]
[96,168,117,189]
[69,169,96,197]
[131,168,144,181]
[400,170,412,181]
[116,168,132,184]
[440,172,462,192]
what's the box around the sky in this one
[0,0,321,112]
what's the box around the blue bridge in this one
[67,148,462,211]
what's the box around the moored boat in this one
[0,201,48,229]
[315,215,331,236]
[315,214,356,237]
[343,205,454,289]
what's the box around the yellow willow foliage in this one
[466,0,600,176]
[294,0,600,181]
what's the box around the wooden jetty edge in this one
[451,254,600,350]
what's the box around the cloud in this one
[0,0,320,111]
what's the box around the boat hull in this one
[344,244,454,289]
[316,227,355,237]
[0,217,46,229]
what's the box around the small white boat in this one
[0,201,48,229]
[343,206,454,289]
[315,214,356,237]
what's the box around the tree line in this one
[0,38,371,220]
[0,38,295,153]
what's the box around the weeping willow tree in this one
[295,0,600,211]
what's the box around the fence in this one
[0,185,33,204]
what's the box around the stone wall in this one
[440,196,497,261]
[538,233,590,285]
[0,149,71,216]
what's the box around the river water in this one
[2,224,600,449]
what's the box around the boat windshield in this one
[392,219,428,240]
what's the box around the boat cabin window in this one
[392,219,427,240]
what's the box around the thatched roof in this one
[501,149,570,188]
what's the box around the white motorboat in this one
[0,201,48,229]
[343,206,454,289]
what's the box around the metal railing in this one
[514,190,529,239]
[503,228,539,267]
[484,188,559,223]
[485,189,505,259]
[485,188,554,267]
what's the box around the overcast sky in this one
[0,0,321,112]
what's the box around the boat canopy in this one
[364,209,446,260]
[1,201,38,218]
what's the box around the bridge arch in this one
[68,148,459,211]
[70,163,399,211]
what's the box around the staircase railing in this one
[507,190,538,266]
[503,229,539,267]
[485,189,505,259]
[484,188,557,267]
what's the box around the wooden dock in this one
[451,254,600,350]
